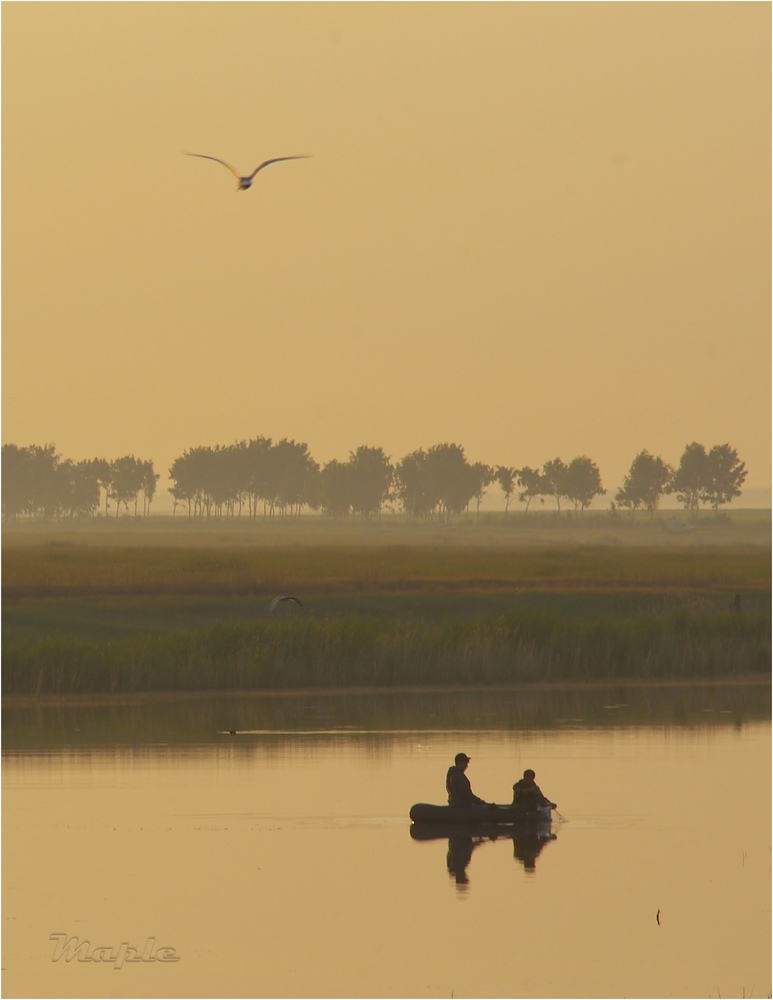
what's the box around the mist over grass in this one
[3,511,770,695]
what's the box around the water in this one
[2,684,770,998]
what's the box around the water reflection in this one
[3,687,769,999]
[410,820,558,889]
[3,679,769,753]
[512,822,557,871]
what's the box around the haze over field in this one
[2,3,770,504]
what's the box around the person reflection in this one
[512,825,557,872]
[446,834,485,888]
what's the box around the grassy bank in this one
[3,518,770,695]
[3,608,770,695]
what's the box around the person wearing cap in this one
[446,753,489,807]
[512,769,556,812]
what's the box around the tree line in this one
[1,438,747,523]
[1,445,159,521]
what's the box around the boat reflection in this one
[410,820,557,887]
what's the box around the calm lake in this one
[2,682,770,999]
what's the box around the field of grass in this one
[3,512,770,695]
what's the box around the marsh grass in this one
[3,539,769,598]
[3,608,769,695]
[3,522,769,695]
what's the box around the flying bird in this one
[268,595,304,616]
[185,152,311,191]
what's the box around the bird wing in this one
[246,155,311,180]
[185,153,242,181]
[268,595,303,614]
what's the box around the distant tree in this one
[241,436,273,518]
[168,449,202,517]
[469,462,495,517]
[207,445,244,516]
[266,439,318,518]
[394,449,436,521]
[168,438,317,520]
[348,446,393,519]
[541,458,570,511]
[425,443,477,521]
[703,444,747,510]
[2,444,110,520]
[494,466,517,513]
[90,458,112,516]
[56,459,101,518]
[317,459,354,518]
[141,460,160,517]
[2,444,34,520]
[667,442,709,516]
[615,450,673,518]
[110,455,146,516]
[564,456,605,513]
[515,466,545,512]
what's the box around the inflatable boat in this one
[409,802,553,825]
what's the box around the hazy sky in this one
[3,2,770,500]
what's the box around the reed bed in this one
[3,609,769,696]
[4,523,769,695]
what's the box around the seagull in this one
[268,595,303,615]
[185,152,311,191]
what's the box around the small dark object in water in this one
[229,729,236,736]
[731,594,742,613]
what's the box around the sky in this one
[3,1,770,507]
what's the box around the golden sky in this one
[3,1,770,498]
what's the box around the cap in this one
[455,753,471,765]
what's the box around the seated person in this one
[446,753,489,807]
[512,769,556,812]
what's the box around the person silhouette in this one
[512,769,556,812]
[446,753,490,807]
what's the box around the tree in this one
[20,444,60,519]
[2,444,34,521]
[495,466,517,513]
[703,444,747,510]
[90,458,112,516]
[615,450,673,518]
[667,442,709,515]
[564,456,605,513]
[541,458,569,511]
[241,436,273,518]
[515,466,545,512]
[469,462,495,517]
[141,460,160,516]
[394,449,436,521]
[110,455,146,516]
[348,446,393,519]
[317,459,354,518]
[168,449,203,517]
[56,459,101,518]
[425,443,477,520]
[266,439,318,518]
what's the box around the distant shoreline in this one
[3,674,770,709]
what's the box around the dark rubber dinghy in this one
[410,803,553,825]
